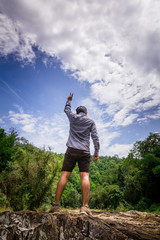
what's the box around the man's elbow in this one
[64,108,70,114]
[64,106,69,113]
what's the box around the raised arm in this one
[91,122,100,161]
[64,93,75,120]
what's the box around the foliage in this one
[90,184,122,209]
[0,191,10,208]
[130,133,160,158]
[0,128,63,211]
[0,128,18,173]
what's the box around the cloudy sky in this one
[0,0,160,157]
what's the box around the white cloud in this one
[0,13,19,56]
[0,118,5,124]
[112,111,138,127]
[0,13,35,62]
[0,0,160,128]
[140,107,160,121]
[107,143,133,158]
[8,106,38,133]
[8,106,69,153]
[34,113,69,153]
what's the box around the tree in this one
[0,128,18,173]
[122,132,160,206]
[130,133,160,158]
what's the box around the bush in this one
[135,197,151,211]
[149,203,160,213]
[0,192,9,208]
[61,187,81,208]
[0,146,61,211]
[90,185,122,209]
[116,201,133,212]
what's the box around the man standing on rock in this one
[49,93,100,215]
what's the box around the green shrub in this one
[0,192,9,207]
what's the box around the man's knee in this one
[61,171,72,180]
[80,172,89,181]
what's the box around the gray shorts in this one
[62,147,91,172]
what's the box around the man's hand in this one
[67,93,73,101]
[94,153,99,162]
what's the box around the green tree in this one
[0,128,18,173]
[122,132,160,207]
[130,133,160,158]
[123,175,142,204]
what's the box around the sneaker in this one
[49,203,60,213]
[80,206,92,216]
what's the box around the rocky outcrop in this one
[0,209,160,239]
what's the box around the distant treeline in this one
[0,128,160,213]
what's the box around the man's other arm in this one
[91,122,100,161]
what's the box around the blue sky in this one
[0,0,160,157]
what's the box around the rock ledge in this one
[0,210,160,239]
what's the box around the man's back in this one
[64,100,99,154]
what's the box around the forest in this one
[0,128,160,213]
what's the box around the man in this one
[49,93,100,215]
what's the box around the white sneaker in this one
[80,206,92,216]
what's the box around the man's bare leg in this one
[80,172,90,206]
[54,171,72,204]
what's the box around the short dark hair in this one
[76,106,87,114]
